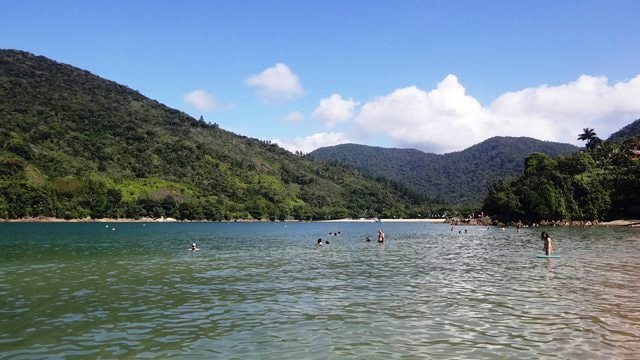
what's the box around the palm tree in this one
[577,128,601,150]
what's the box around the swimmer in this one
[542,232,552,256]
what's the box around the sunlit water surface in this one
[1,222,639,359]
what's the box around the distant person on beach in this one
[377,229,385,243]
[541,232,552,255]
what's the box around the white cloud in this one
[247,63,305,103]
[282,111,304,123]
[183,89,235,113]
[184,89,220,112]
[355,74,640,153]
[272,132,351,154]
[312,94,360,128]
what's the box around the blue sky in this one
[3,0,640,153]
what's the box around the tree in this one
[578,128,601,150]
[482,179,522,222]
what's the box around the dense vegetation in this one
[0,50,432,221]
[310,138,579,206]
[608,118,640,142]
[482,129,640,223]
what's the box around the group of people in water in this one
[190,227,553,255]
[319,229,385,245]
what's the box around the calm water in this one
[1,222,639,359]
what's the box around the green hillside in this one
[608,118,640,141]
[0,49,424,220]
[310,137,579,205]
[482,135,640,223]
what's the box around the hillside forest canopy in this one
[0,49,438,221]
[310,137,579,206]
[482,128,640,224]
[1,50,639,223]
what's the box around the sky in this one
[2,0,640,154]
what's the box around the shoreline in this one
[2,217,448,224]
[2,217,639,227]
[318,218,447,223]
[598,219,640,227]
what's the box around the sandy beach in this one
[1,216,179,223]
[4,217,448,224]
[598,219,640,227]
[319,218,447,223]
[3,217,639,226]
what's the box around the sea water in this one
[1,222,639,359]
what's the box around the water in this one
[1,222,639,359]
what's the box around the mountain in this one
[0,49,422,220]
[608,118,640,141]
[310,137,580,205]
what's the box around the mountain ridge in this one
[608,118,640,141]
[310,137,580,205]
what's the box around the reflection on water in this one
[1,222,639,359]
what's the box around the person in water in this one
[190,243,199,251]
[541,232,552,255]
[377,229,385,243]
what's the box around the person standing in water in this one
[377,229,385,243]
[541,232,552,255]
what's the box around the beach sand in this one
[4,217,639,226]
[319,218,447,223]
[598,219,640,227]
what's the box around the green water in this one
[1,222,639,359]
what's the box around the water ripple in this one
[0,223,639,359]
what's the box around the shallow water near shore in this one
[1,222,639,359]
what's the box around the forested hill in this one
[608,118,640,141]
[310,138,579,205]
[0,49,424,220]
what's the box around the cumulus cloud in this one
[183,89,234,113]
[184,89,220,112]
[272,132,351,154]
[282,111,304,123]
[247,63,305,103]
[355,74,640,153]
[312,94,360,128]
